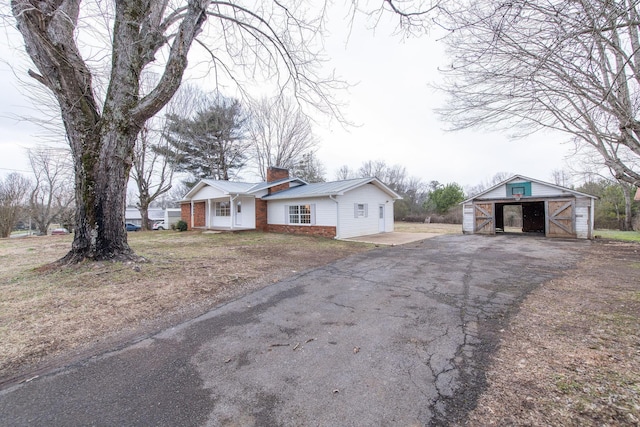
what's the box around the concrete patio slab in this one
[342,231,448,245]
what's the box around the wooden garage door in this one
[474,203,494,234]
[547,200,576,238]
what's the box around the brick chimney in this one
[266,166,290,194]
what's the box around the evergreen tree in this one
[159,96,249,184]
[425,183,465,215]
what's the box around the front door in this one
[235,201,242,226]
[378,204,385,232]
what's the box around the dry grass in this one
[394,221,461,234]
[464,240,640,426]
[0,231,372,383]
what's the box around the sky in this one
[0,4,577,191]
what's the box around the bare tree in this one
[357,160,408,193]
[465,172,513,198]
[551,169,573,188]
[131,125,173,231]
[0,173,31,238]
[335,165,356,181]
[438,0,640,187]
[28,147,74,235]
[290,152,326,183]
[248,96,317,180]
[10,1,350,262]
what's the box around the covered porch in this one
[188,195,256,231]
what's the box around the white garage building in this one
[462,175,597,239]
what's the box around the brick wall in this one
[267,224,336,238]
[180,203,191,230]
[193,202,206,227]
[255,199,268,231]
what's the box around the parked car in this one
[125,223,141,232]
[152,220,166,230]
[51,228,70,235]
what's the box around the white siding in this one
[336,183,394,239]
[267,198,337,226]
[235,196,255,228]
[530,182,575,198]
[462,203,474,234]
[574,197,592,239]
[482,186,509,199]
[191,185,226,200]
[264,183,395,238]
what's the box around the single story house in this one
[461,175,597,239]
[180,167,401,239]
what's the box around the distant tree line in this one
[0,148,75,237]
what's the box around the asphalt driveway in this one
[0,234,588,426]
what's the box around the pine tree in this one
[159,96,250,184]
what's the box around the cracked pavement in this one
[0,234,588,426]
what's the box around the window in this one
[215,201,230,216]
[288,205,312,224]
[354,203,368,218]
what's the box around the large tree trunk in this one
[63,128,138,262]
[12,0,207,263]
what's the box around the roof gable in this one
[180,177,308,201]
[462,174,597,203]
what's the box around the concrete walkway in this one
[0,235,587,426]
[342,231,448,245]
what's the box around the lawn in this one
[0,230,372,384]
[594,229,640,242]
[2,225,638,426]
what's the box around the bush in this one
[175,220,188,232]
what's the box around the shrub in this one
[175,220,188,232]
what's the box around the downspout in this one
[329,195,339,239]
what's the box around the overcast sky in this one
[0,5,576,190]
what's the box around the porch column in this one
[229,195,234,230]
[206,199,210,228]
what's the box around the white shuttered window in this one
[354,203,368,218]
